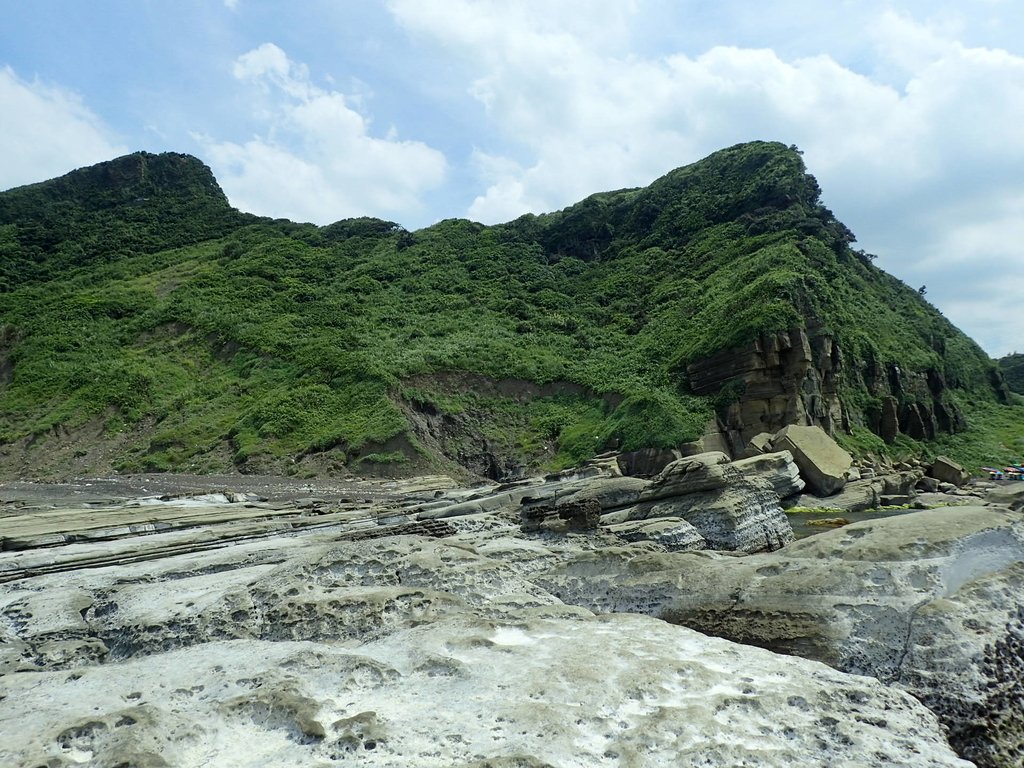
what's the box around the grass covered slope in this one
[0,142,1017,478]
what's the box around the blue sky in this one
[2,1,1023,357]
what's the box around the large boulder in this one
[928,456,971,486]
[538,506,1024,767]
[601,452,794,553]
[732,450,805,499]
[740,431,775,458]
[641,451,733,498]
[773,424,853,496]
[787,470,924,514]
[987,482,1024,511]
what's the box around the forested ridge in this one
[0,142,1018,478]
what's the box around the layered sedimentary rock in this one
[601,452,794,553]
[732,450,805,498]
[6,468,1019,766]
[684,325,976,454]
[604,517,707,550]
[686,327,846,453]
[789,469,925,513]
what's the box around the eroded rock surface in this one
[1,517,970,768]
[539,506,1024,767]
[4,474,1019,766]
[2,615,970,768]
[600,452,794,553]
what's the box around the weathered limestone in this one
[641,451,733,499]
[414,455,794,554]
[774,424,853,496]
[4,470,1015,766]
[1,513,973,768]
[553,476,650,511]
[539,506,1024,768]
[987,482,1024,511]
[603,517,707,551]
[0,614,970,768]
[787,470,924,514]
[416,487,537,520]
[522,498,602,533]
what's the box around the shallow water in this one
[787,506,919,538]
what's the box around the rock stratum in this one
[0,141,1015,480]
[2,460,1023,766]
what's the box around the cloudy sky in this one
[2,1,1022,357]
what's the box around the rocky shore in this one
[2,436,1023,767]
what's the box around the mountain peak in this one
[7,151,228,209]
[0,152,244,287]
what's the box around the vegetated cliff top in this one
[998,353,1024,394]
[0,141,1015,477]
[0,152,250,289]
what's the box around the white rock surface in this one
[4,478,1009,767]
[539,506,1024,767]
[0,501,972,768]
[1,614,970,768]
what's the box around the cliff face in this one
[687,327,845,454]
[687,325,987,453]
[1000,353,1024,394]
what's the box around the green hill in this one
[0,142,1019,479]
[0,152,250,290]
[999,353,1024,394]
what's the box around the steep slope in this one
[0,143,1016,479]
[506,142,1007,453]
[999,353,1024,394]
[0,151,250,289]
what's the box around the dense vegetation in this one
[0,152,249,290]
[0,143,1017,478]
[999,353,1024,394]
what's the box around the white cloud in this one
[232,42,307,96]
[943,273,1024,359]
[199,43,446,225]
[387,2,1024,356]
[0,66,126,191]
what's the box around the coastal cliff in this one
[0,142,1015,477]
